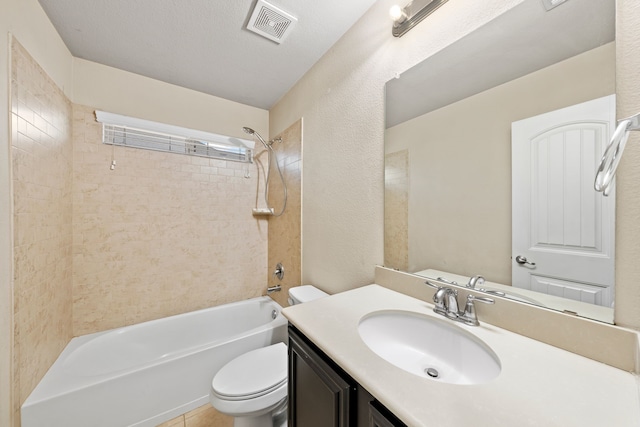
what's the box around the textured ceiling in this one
[37,0,377,110]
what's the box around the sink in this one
[358,311,501,385]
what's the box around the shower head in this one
[243,127,270,149]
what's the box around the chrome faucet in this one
[466,275,485,289]
[443,288,460,320]
[426,280,494,326]
[466,274,506,297]
[266,285,281,294]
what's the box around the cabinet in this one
[288,325,407,427]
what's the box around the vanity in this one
[282,284,640,426]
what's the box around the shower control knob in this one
[273,263,284,281]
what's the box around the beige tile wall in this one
[72,104,269,334]
[266,120,302,307]
[384,150,408,271]
[10,39,74,425]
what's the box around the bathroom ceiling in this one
[37,0,377,110]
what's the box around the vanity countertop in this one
[281,284,640,427]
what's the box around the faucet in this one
[466,275,485,289]
[267,285,281,294]
[466,274,506,297]
[431,284,459,319]
[426,280,494,326]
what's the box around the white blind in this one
[96,111,254,163]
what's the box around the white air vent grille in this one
[247,0,297,44]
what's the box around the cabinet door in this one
[288,327,354,427]
[369,401,407,427]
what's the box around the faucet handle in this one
[425,280,442,290]
[460,294,494,326]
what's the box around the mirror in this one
[384,0,615,323]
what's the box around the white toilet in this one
[210,285,328,427]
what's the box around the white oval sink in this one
[358,311,501,385]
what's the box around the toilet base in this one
[230,399,287,427]
[233,412,271,427]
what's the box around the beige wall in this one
[266,120,302,307]
[0,0,74,425]
[270,0,640,331]
[2,1,271,422]
[385,43,615,284]
[72,104,268,333]
[270,0,526,295]
[10,39,74,427]
[614,0,640,329]
[73,58,269,141]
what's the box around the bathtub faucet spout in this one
[267,285,281,294]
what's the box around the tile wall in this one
[384,150,409,271]
[11,38,299,426]
[72,105,269,334]
[10,39,74,426]
[265,120,302,307]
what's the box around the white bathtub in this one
[21,296,288,427]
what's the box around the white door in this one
[512,95,615,307]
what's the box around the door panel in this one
[512,95,615,307]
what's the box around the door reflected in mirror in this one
[384,0,615,323]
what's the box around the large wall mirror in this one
[384,0,616,323]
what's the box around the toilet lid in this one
[212,342,288,399]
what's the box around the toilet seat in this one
[210,342,288,417]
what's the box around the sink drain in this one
[425,367,439,378]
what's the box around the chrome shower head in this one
[242,126,270,149]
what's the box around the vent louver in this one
[247,0,297,44]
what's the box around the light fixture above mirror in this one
[390,0,450,37]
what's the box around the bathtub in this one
[21,296,288,427]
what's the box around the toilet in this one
[210,285,328,427]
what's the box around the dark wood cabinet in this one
[288,326,354,426]
[288,325,407,427]
[368,400,407,427]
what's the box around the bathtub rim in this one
[22,296,286,407]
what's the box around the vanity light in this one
[389,5,408,24]
[390,0,449,37]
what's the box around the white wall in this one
[270,0,525,295]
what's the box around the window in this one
[96,111,254,163]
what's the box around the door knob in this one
[515,255,536,266]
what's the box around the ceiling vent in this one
[247,0,297,44]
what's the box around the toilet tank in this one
[288,285,328,305]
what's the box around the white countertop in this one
[282,285,640,427]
